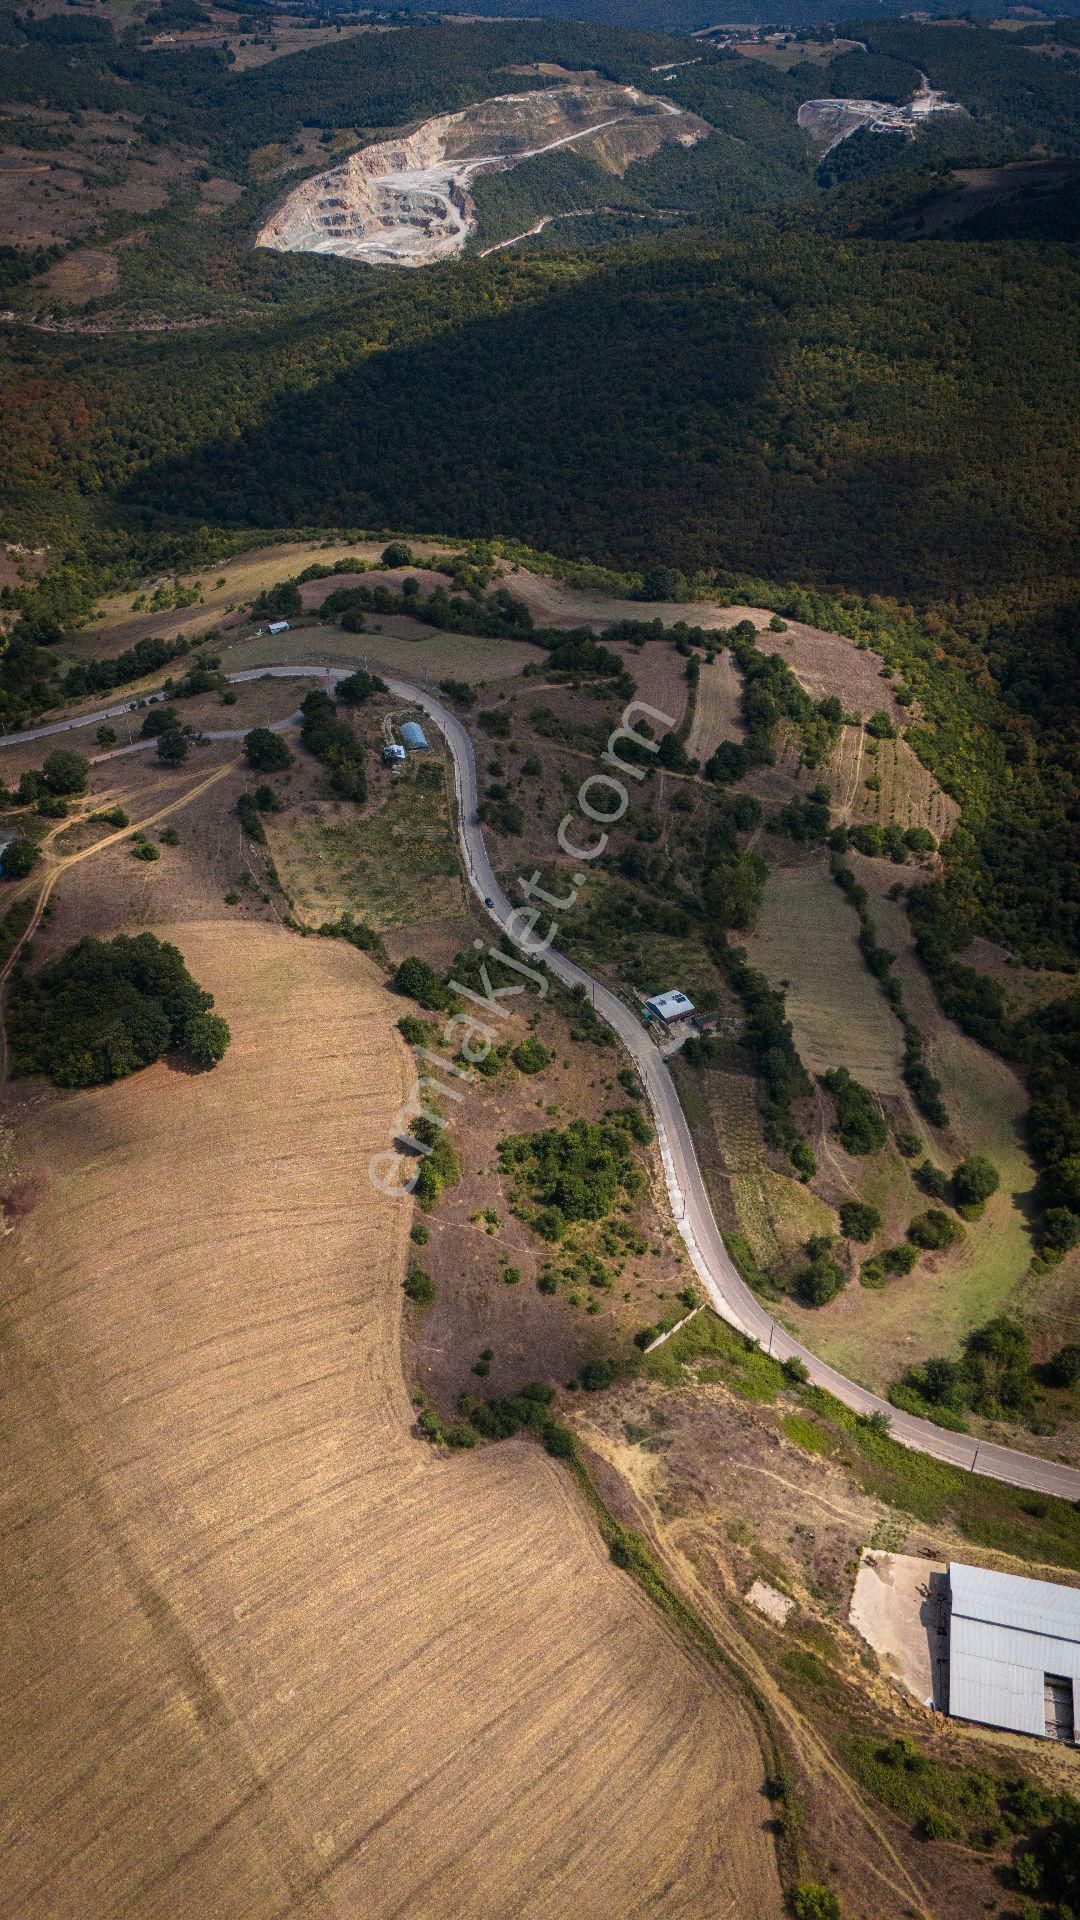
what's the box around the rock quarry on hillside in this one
[256,82,709,268]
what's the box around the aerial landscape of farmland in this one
[1,0,1079,1915]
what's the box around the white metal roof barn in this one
[948,1562,1080,1743]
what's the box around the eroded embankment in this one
[256,81,708,266]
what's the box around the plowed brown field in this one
[0,921,781,1920]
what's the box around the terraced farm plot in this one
[686,652,744,763]
[0,920,782,1920]
[828,728,959,841]
[742,856,907,1095]
[268,758,464,929]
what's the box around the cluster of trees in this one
[298,689,365,801]
[500,1110,651,1242]
[7,932,229,1085]
[727,952,813,1171]
[822,1068,888,1157]
[907,882,1080,1251]
[61,633,193,701]
[321,579,536,645]
[893,1316,1080,1427]
[704,624,841,783]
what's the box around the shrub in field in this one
[42,748,88,795]
[791,1885,841,1920]
[140,704,180,739]
[404,1268,435,1306]
[156,728,190,765]
[1045,1343,1080,1389]
[951,1155,1000,1217]
[795,1235,845,1307]
[839,1200,882,1242]
[916,1159,951,1200]
[412,1118,461,1210]
[908,1208,965,1251]
[394,955,455,1014]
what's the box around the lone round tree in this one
[42,748,89,795]
[1,836,40,879]
[244,727,293,772]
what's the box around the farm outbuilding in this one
[646,990,695,1027]
[400,721,429,751]
[947,1562,1080,1744]
[267,620,290,634]
[382,744,406,765]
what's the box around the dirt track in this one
[0,921,782,1919]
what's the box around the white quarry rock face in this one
[797,74,966,156]
[256,82,709,269]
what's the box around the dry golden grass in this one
[0,921,780,1920]
[686,654,744,764]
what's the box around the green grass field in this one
[742,857,907,1095]
[269,759,463,929]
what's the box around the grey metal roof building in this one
[645,990,695,1025]
[948,1562,1080,1743]
[400,720,429,751]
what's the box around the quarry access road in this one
[7,666,1080,1503]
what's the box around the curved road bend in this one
[8,667,1080,1502]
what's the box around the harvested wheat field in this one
[686,653,744,764]
[0,920,781,1920]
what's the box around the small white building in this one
[646,989,696,1027]
[382,743,406,765]
[948,1562,1080,1744]
[268,620,290,635]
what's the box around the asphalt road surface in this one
[7,667,1080,1501]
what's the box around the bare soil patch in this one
[35,247,118,306]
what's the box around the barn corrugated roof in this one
[646,990,695,1021]
[951,1563,1080,1642]
[400,720,428,749]
[948,1563,1080,1740]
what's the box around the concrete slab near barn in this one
[850,1550,948,1709]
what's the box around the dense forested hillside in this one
[4,201,1070,603]
[0,6,1077,985]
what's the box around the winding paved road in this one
[8,668,1080,1502]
